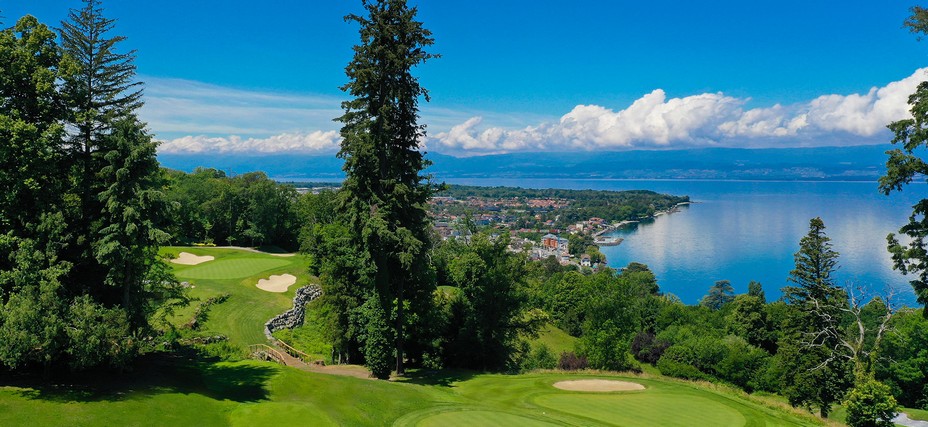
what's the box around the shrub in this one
[631,331,670,364]
[558,351,589,371]
[522,344,557,371]
[657,357,709,381]
[845,377,899,427]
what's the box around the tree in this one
[326,0,438,377]
[748,280,766,303]
[0,16,67,236]
[701,280,734,310]
[59,0,145,289]
[439,234,538,370]
[95,118,178,327]
[880,7,928,315]
[844,376,899,427]
[779,217,852,418]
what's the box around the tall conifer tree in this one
[779,217,852,417]
[331,0,437,378]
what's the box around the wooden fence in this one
[248,344,286,365]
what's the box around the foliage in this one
[844,376,899,427]
[779,217,852,418]
[520,344,557,371]
[874,308,928,408]
[433,234,539,370]
[701,280,735,310]
[877,7,928,314]
[631,331,670,364]
[0,8,184,372]
[162,168,300,249]
[318,0,437,377]
[557,352,589,370]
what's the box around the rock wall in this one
[264,284,323,339]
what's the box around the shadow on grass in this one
[256,245,292,254]
[400,368,478,388]
[3,351,277,404]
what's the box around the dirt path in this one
[269,343,372,380]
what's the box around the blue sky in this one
[4,1,927,155]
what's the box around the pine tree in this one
[329,0,437,377]
[780,217,852,418]
[59,0,144,285]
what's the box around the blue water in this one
[444,178,926,306]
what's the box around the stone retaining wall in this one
[264,284,323,339]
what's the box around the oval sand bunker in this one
[171,252,215,265]
[553,379,645,392]
[256,274,297,293]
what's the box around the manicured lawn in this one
[906,407,928,421]
[0,364,827,426]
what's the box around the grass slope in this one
[0,361,826,426]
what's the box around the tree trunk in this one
[395,276,405,376]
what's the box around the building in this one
[581,254,592,267]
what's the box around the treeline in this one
[162,168,301,251]
[437,185,690,224]
[0,4,185,372]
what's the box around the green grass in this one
[905,407,928,421]
[161,247,313,347]
[272,300,332,363]
[0,363,827,426]
[532,323,577,355]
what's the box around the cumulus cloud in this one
[432,68,928,155]
[158,131,341,154]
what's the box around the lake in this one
[444,178,925,306]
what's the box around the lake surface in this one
[445,178,926,306]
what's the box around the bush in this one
[631,331,670,364]
[657,357,709,381]
[522,344,557,371]
[558,352,589,371]
[845,377,899,427]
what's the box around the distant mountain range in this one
[157,145,894,182]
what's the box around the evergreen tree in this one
[779,217,852,418]
[880,6,928,315]
[95,118,180,327]
[59,0,144,286]
[701,280,734,310]
[325,0,437,377]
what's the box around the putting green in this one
[176,258,292,280]
[532,391,805,427]
[415,410,560,426]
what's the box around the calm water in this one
[445,178,926,305]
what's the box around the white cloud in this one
[432,68,928,155]
[144,69,928,155]
[158,131,341,154]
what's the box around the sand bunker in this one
[256,274,297,293]
[171,252,215,265]
[553,380,645,392]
